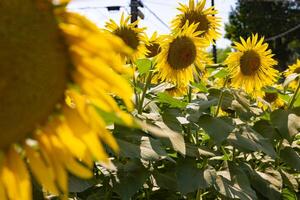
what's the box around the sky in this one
[68,0,237,48]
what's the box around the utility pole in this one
[130,0,139,24]
[211,0,217,63]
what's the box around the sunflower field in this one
[1,0,300,199]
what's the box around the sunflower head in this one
[284,59,300,90]
[144,32,163,58]
[171,0,221,44]
[225,34,279,96]
[257,86,285,110]
[0,1,134,199]
[155,23,209,87]
[105,13,147,62]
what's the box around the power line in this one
[143,3,170,30]
[69,5,127,10]
[265,23,300,41]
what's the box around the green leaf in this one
[209,88,234,109]
[157,92,188,108]
[209,68,229,79]
[113,160,150,200]
[152,171,178,191]
[214,173,256,200]
[228,162,257,200]
[68,174,95,193]
[280,146,300,171]
[176,158,215,194]
[228,128,276,158]
[270,109,300,142]
[136,58,152,75]
[137,120,186,155]
[280,170,299,192]
[185,143,216,158]
[281,188,298,200]
[198,115,234,144]
[191,81,208,93]
[241,164,281,200]
[117,136,172,161]
[253,120,281,144]
[162,108,183,132]
[186,99,218,122]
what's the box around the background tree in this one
[225,0,300,71]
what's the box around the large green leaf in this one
[117,136,172,161]
[198,115,234,144]
[241,164,282,200]
[113,160,150,200]
[228,162,257,200]
[68,175,95,193]
[280,170,299,192]
[270,109,300,142]
[136,58,152,75]
[227,128,276,158]
[176,158,216,194]
[162,108,184,132]
[253,120,281,144]
[138,120,186,155]
[214,173,256,200]
[280,146,300,171]
[152,171,178,191]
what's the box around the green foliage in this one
[66,60,300,200]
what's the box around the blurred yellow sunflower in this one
[156,23,210,87]
[225,34,278,96]
[144,32,163,58]
[105,13,147,62]
[171,0,221,44]
[0,1,133,199]
[284,59,300,90]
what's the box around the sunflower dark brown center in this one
[146,43,161,58]
[167,36,197,70]
[293,67,300,74]
[180,11,210,36]
[0,0,69,149]
[114,27,139,50]
[239,50,261,76]
[263,92,278,103]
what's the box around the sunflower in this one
[105,13,147,62]
[257,86,285,110]
[0,1,133,199]
[225,34,279,96]
[144,32,163,58]
[155,23,210,87]
[171,0,221,44]
[284,59,300,90]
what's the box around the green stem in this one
[138,70,153,114]
[288,79,300,109]
[214,77,229,117]
[188,85,192,103]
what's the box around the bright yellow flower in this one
[284,59,300,90]
[0,1,133,199]
[105,13,147,62]
[225,34,279,96]
[171,0,221,45]
[155,23,210,87]
[144,32,163,58]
